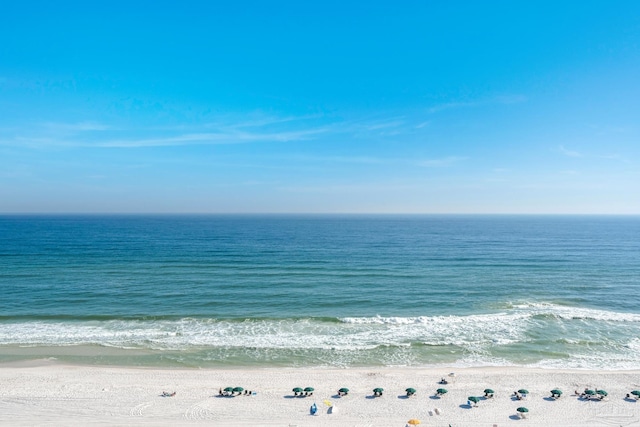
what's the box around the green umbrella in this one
[292,387,303,394]
[596,390,608,396]
[468,396,480,403]
[373,388,384,393]
[436,388,448,395]
[518,389,529,395]
[484,388,495,394]
[630,390,640,396]
[551,389,562,395]
[584,389,596,396]
[223,387,234,392]
[517,407,529,413]
[339,388,349,393]
[232,387,243,393]
[406,388,416,394]
[304,387,315,392]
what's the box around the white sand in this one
[1,361,639,426]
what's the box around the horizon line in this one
[1,212,639,216]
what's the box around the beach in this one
[2,216,640,425]
[1,362,639,426]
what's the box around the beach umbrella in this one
[436,388,448,395]
[584,389,596,396]
[596,390,608,396]
[551,389,562,396]
[323,399,332,407]
[406,387,416,394]
[468,396,480,403]
[484,388,495,394]
[407,419,421,425]
[518,389,529,395]
[631,390,640,396]
[292,387,303,395]
[304,387,315,393]
[223,387,234,392]
[232,387,243,393]
[373,387,383,395]
[517,407,529,413]
[338,388,349,394]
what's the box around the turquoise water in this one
[1,214,639,368]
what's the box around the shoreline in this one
[5,357,640,374]
[1,362,639,426]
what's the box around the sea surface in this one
[1,214,639,369]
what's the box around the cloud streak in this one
[2,115,330,148]
[558,145,582,157]
[91,129,326,148]
[427,94,527,114]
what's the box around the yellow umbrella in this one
[323,399,332,407]
[407,419,421,425]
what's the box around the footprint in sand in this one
[130,401,156,417]
[183,400,215,420]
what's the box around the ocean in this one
[1,214,639,369]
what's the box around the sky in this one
[1,1,639,214]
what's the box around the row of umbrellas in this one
[295,387,384,396]
[294,387,640,399]
[222,386,244,395]
[581,389,640,399]
[582,389,608,398]
[292,387,315,396]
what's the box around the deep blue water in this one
[1,215,639,368]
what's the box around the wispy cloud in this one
[600,153,631,163]
[427,94,527,114]
[362,120,405,131]
[280,182,418,193]
[555,145,632,164]
[558,145,582,157]
[92,129,325,148]
[3,114,330,148]
[202,113,325,132]
[288,154,386,165]
[427,101,479,114]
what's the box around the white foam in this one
[510,302,640,322]
[0,314,525,351]
[0,302,638,369]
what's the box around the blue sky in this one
[1,1,639,213]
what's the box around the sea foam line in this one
[0,303,638,352]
